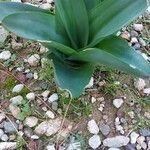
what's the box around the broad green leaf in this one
[69,36,150,78]
[2,12,76,55]
[50,54,94,98]
[0,2,49,22]
[55,0,89,49]
[88,0,147,46]
[84,0,101,12]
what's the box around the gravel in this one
[130,132,139,144]
[1,134,9,141]
[0,113,5,122]
[0,129,4,138]
[45,111,55,119]
[0,142,17,150]
[134,78,146,91]
[139,129,150,137]
[0,26,9,43]
[133,24,144,32]
[9,104,21,119]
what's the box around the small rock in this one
[26,93,35,101]
[133,43,141,50]
[11,40,23,50]
[0,51,11,60]
[24,116,38,127]
[9,135,16,141]
[128,111,135,119]
[133,24,144,32]
[108,148,120,150]
[26,72,33,79]
[88,135,101,149]
[45,111,55,119]
[130,132,139,144]
[113,98,124,108]
[141,142,147,149]
[91,97,96,103]
[31,135,39,140]
[87,119,99,134]
[120,31,130,40]
[86,77,94,88]
[99,123,110,136]
[12,84,24,93]
[137,136,145,145]
[39,3,52,10]
[52,102,58,111]
[33,72,38,79]
[27,54,40,67]
[143,88,150,95]
[131,37,138,44]
[103,136,130,148]
[0,142,17,150]
[48,93,58,103]
[47,144,55,150]
[0,113,5,122]
[35,118,61,136]
[139,129,150,137]
[4,121,18,133]
[24,128,33,138]
[144,112,150,119]
[125,144,136,150]
[9,104,21,119]
[130,30,139,37]
[134,78,146,91]
[139,38,146,47]
[0,129,4,138]
[39,45,48,54]
[0,26,9,43]
[41,90,50,98]
[10,95,23,105]
[1,134,9,141]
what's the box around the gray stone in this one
[99,123,110,136]
[26,72,33,79]
[24,128,33,138]
[26,93,35,101]
[113,98,124,108]
[103,136,130,148]
[10,95,23,105]
[9,104,21,119]
[88,135,101,149]
[4,121,18,133]
[52,102,58,111]
[134,78,146,91]
[0,129,4,138]
[140,129,150,136]
[130,132,139,144]
[133,24,144,32]
[125,144,136,150]
[130,30,139,37]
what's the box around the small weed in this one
[3,76,16,90]
[136,115,150,129]
[16,135,26,150]
[18,100,32,121]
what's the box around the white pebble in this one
[1,134,9,141]
[31,135,39,140]
[12,84,24,93]
[41,90,50,98]
[10,95,23,105]
[130,132,139,144]
[48,93,58,103]
[143,88,150,95]
[0,129,4,138]
[27,54,40,67]
[26,93,35,101]
[89,135,101,149]
[133,24,143,32]
[87,119,99,134]
[113,98,124,108]
[0,51,11,60]
[46,111,55,119]
[91,97,96,103]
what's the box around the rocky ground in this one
[0,0,150,150]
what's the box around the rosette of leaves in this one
[0,0,150,97]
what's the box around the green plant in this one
[0,0,150,98]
